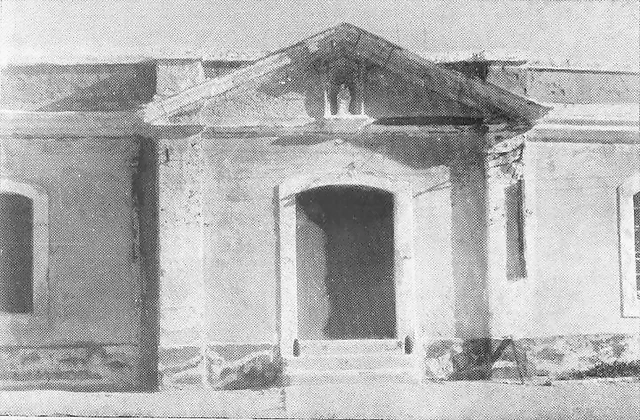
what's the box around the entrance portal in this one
[296,185,396,340]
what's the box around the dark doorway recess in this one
[0,193,34,313]
[296,185,396,340]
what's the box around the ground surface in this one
[1,380,639,419]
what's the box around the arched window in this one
[0,179,48,317]
[618,174,640,317]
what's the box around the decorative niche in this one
[320,66,373,132]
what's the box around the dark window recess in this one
[296,185,396,340]
[634,192,640,293]
[505,181,527,280]
[0,193,34,313]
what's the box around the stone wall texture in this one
[423,334,640,381]
[0,343,139,390]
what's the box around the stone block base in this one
[159,343,282,390]
[0,343,140,390]
[423,333,640,381]
[158,345,204,388]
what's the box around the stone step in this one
[285,353,418,371]
[298,339,404,356]
[284,368,421,385]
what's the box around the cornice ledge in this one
[528,103,639,144]
[0,110,146,138]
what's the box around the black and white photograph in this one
[0,1,638,418]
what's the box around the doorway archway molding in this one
[277,170,417,357]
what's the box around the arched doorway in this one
[278,172,416,359]
[296,185,396,340]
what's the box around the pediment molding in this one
[141,23,550,126]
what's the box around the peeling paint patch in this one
[424,340,455,359]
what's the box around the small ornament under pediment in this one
[336,84,351,117]
[322,79,372,132]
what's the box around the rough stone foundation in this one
[159,343,283,390]
[2,334,637,391]
[158,345,204,388]
[0,343,140,390]
[208,344,282,390]
[424,333,640,381]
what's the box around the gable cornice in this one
[140,23,551,124]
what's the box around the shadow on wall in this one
[133,136,161,392]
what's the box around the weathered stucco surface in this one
[154,124,640,388]
[0,136,143,389]
[0,124,637,390]
[487,66,639,104]
[155,128,519,386]
[525,141,640,336]
[198,134,461,343]
[0,137,141,345]
[423,333,640,381]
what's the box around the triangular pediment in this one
[142,23,550,125]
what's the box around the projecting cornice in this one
[528,103,640,144]
[0,110,145,137]
[1,104,635,143]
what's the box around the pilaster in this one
[483,133,535,339]
[156,132,208,389]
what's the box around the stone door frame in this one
[277,170,417,357]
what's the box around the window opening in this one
[0,193,34,313]
[505,180,527,280]
[634,192,640,294]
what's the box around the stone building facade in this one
[0,23,638,391]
